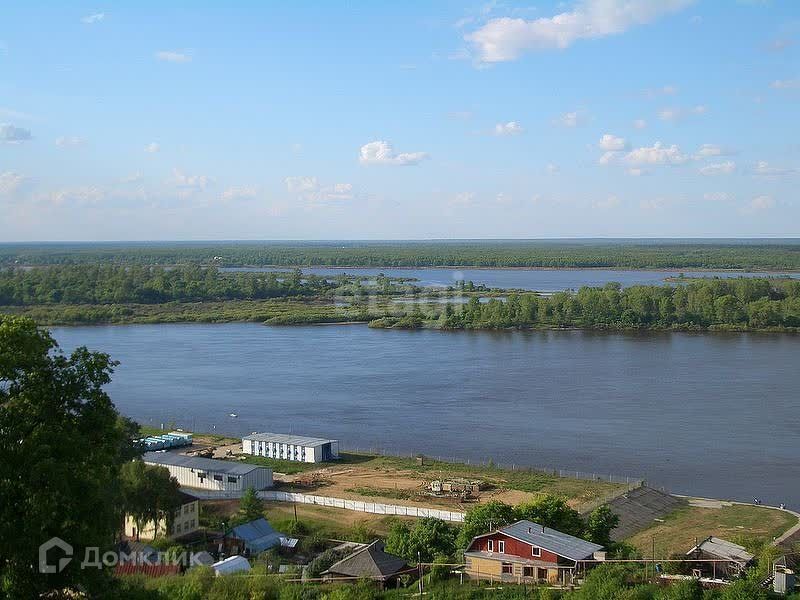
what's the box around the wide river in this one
[51,323,800,508]
[223,267,798,291]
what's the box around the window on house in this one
[501,562,513,574]
[531,546,541,557]
[498,540,505,553]
[213,474,223,481]
[523,566,534,578]
[487,540,494,552]
[228,476,237,483]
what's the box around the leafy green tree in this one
[121,460,183,540]
[0,315,139,597]
[514,496,585,538]
[584,505,620,548]
[385,517,457,563]
[237,486,265,524]
[457,501,516,548]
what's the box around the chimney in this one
[542,525,545,533]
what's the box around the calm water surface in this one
[51,323,800,508]
[224,267,797,291]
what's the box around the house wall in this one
[124,499,200,541]
[465,556,560,584]
[471,533,560,564]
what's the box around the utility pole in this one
[418,551,423,594]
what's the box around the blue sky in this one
[1,0,798,240]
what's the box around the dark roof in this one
[470,520,603,562]
[116,540,158,564]
[603,486,686,541]
[177,490,198,505]
[687,537,754,564]
[324,540,408,580]
[143,451,267,476]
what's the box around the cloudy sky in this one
[1,0,798,240]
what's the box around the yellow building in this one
[124,492,200,541]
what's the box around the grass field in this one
[627,503,798,558]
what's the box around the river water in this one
[223,267,798,291]
[50,323,800,508]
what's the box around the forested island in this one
[2,264,799,331]
[2,240,800,270]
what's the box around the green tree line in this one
[0,265,336,305]
[438,278,800,330]
[3,240,800,270]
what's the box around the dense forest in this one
[3,240,800,270]
[0,265,337,305]
[434,278,800,330]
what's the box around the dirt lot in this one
[272,454,627,512]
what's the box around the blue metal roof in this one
[229,518,284,554]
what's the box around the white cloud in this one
[598,151,618,165]
[450,191,477,206]
[285,177,354,202]
[556,110,587,127]
[55,136,85,148]
[643,84,678,98]
[464,0,693,62]
[0,124,32,143]
[694,143,735,159]
[592,195,621,210]
[640,197,667,211]
[627,168,647,176]
[624,142,689,166]
[120,173,144,184]
[658,105,707,121]
[155,51,191,63]
[740,195,774,214]
[493,121,523,136]
[703,192,730,202]
[0,171,25,196]
[221,186,258,202]
[45,186,106,207]
[546,163,560,174]
[81,13,105,24]
[359,140,428,166]
[145,142,160,153]
[285,176,318,194]
[171,169,211,190]
[754,161,795,176]
[598,133,628,151]
[633,118,647,129]
[699,161,736,176]
[771,79,800,90]
[767,39,794,52]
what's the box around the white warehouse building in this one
[143,452,273,492]
[242,433,339,463]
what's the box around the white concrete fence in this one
[184,488,465,522]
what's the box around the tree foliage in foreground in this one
[0,315,138,597]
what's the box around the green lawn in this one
[627,503,798,558]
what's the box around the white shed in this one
[143,452,273,491]
[212,555,251,576]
